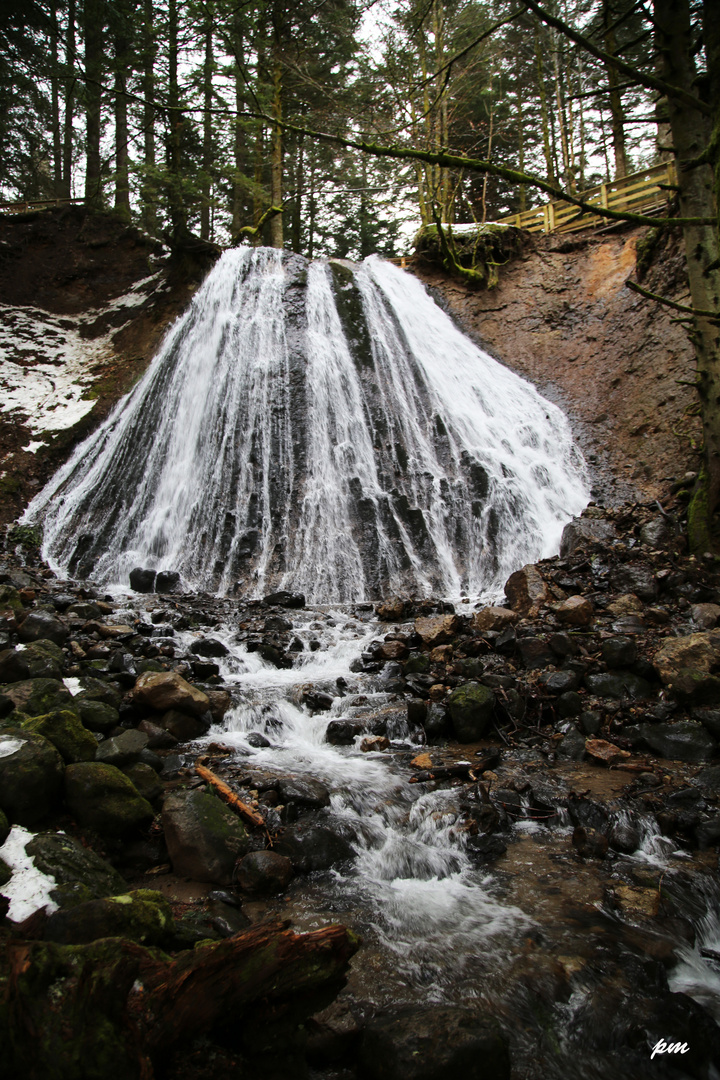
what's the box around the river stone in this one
[65,762,155,837]
[472,606,518,633]
[609,817,641,854]
[626,721,716,763]
[690,602,720,630]
[121,762,164,803]
[278,774,331,811]
[447,682,495,742]
[0,584,25,617]
[1,677,73,719]
[44,888,175,946]
[326,719,364,745]
[138,717,178,748]
[129,567,156,592]
[75,697,120,734]
[155,570,180,593]
[653,631,720,685]
[404,652,431,674]
[132,670,210,716]
[504,564,550,616]
[379,640,409,661]
[95,729,149,767]
[162,788,250,884]
[609,565,658,601]
[235,850,293,895]
[584,671,653,700]
[516,637,555,669]
[0,641,63,682]
[692,708,720,739]
[26,830,127,908]
[557,725,586,761]
[539,670,581,695]
[73,680,123,713]
[191,636,229,658]
[602,636,637,669]
[640,516,673,547]
[273,821,354,873]
[158,708,208,741]
[554,595,593,626]
[66,600,104,620]
[559,516,616,556]
[414,615,460,647]
[263,590,306,608]
[22,709,97,763]
[359,1005,510,1080]
[17,609,69,646]
[0,729,64,826]
[376,598,407,621]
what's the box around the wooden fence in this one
[0,196,85,215]
[494,161,678,235]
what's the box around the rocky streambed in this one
[2,491,720,1079]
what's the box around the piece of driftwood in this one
[195,760,265,828]
[3,918,360,1079]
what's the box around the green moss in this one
[415,222,526,288]
[635,226,663,281]
[26,831,127,908]
[6,522,43,548]
[0,855,11,887]
[22,709,98,764]
[64,761,154,837]
[687,464,713,554]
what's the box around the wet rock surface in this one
[1,496,720,1079]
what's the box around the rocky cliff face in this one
[412,226,699,505]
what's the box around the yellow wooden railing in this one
[495,160,678,234]
[0,196,85,215]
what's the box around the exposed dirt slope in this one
[412,225,700,505]
[0,206,201,524]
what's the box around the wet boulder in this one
[278,775,331,819]
[625,721,716,763]
[235,850,293,895]
[653,631,720,686]
[608,565,658,602]
[155,570,180,593]
[0,807,9,845]
[263,590,306,608]
[0,640,63,682]
[691,603,720,630]
[132,670,210,716]
[158,708,208,742]
[516,637,555,669]
[95,729,149,768]
[447,682,495,742]
[584,671,653,700]
[273,821,354,873]
[75,697,120,734]
[25,831,127,908]
[376,598,407,621]
[554,595,593,627]
[504,564,550,616]
[414,615,460,648]
[17,610,69,646]
[21,709,97,764]
[65,762,155,837]
[190,636,229,658]
[359,1005,510,1080]
[161,788,250,884]
[1,677,73,719]
[129,567,156,593]
[0,729,64,826]
[121,762,164,803]
[602,636,637,669]
[326,719,364,745]
[559,516,616,556]
[472,606,518,633]
[44,888,175,946]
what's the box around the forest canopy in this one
[0,0,696,258]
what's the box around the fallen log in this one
[2,917,360,1079]
[195,759,265,828]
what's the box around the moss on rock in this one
[64,761,154,837]
[26,830,127,908]
[447,682,496,742]
[0,728,65,826]
[22,709,97,763]
[44,888,175,946]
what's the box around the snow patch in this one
[0,826,59,922]
[0,735,25,758]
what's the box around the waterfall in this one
[23,247,589,600]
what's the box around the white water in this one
[24,247,588,601]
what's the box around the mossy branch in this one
[244,111,714,230]
[231,204,283,244]
[626,279,720,322]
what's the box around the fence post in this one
[600,183,608,209]
[547,203,555,232]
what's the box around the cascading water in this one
[24,247,588,600]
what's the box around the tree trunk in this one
[200,11,214,242]
[292,130,304,253]
[270,51,283,249]
[141,0,157,235]
[603,0,629,179]
[50,1,62,196]
[655,0,720,551]
[167,0,187,234]
[83,0,104,209]
[113,3,131,222]
[231,12,245,239]
[534,24,556,185]
[62,0,76,199]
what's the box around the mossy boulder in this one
[0,729,64,826]
[1,677,74,720]
[0,640,64,682]
[121,762,164,803]
[74,676,123,710]
[0,584,25,617]
[447,682,496,742]
[44,888,175,946]
[162,788,250,884]
[75,697,120,734]
[0,806,9,844]
[64,762,154,837]
[0,855,11,887]
[403,653,431,675]
[26,831,127,908]
[17,610,69,646]
[22,710,97,764]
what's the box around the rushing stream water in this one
[23,248,720,1075]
